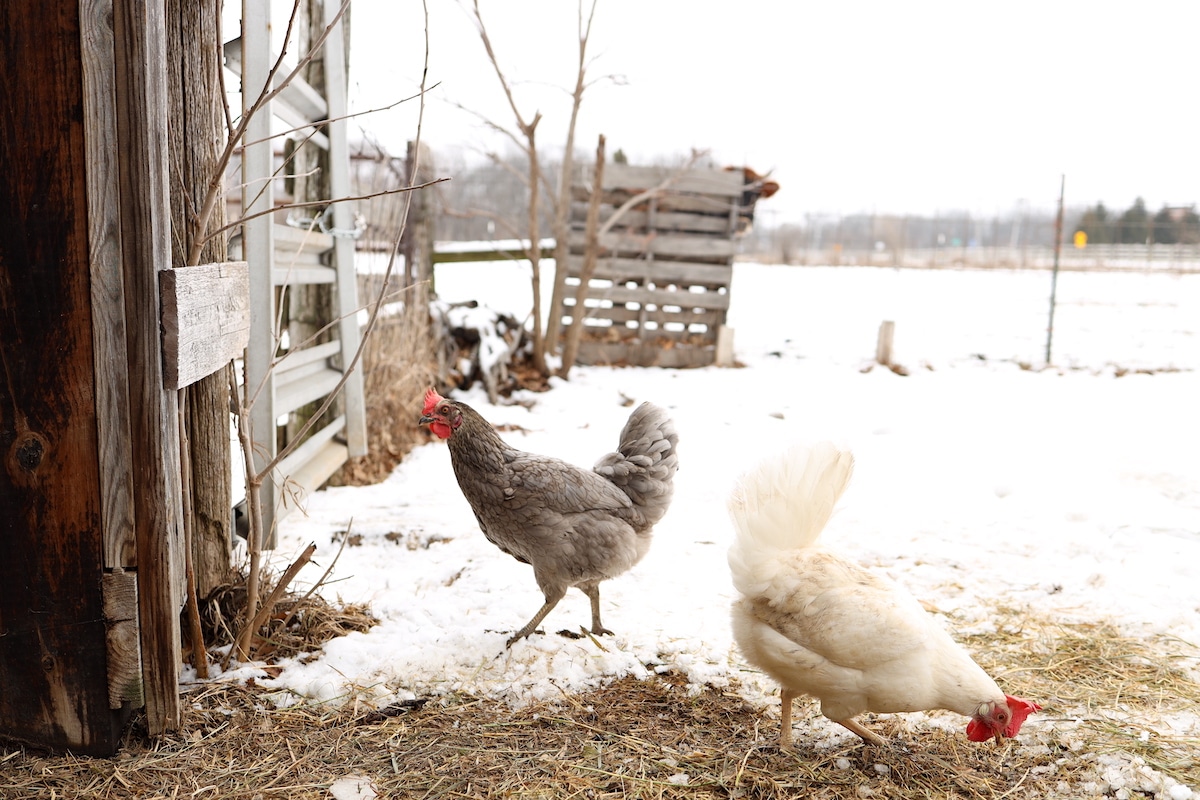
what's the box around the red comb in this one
[1003,694,1041,737]
[966,695,1041,742]
[423,388,444,415]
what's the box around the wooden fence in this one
[559,164,745,368]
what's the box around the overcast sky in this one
[342,1,1198,224]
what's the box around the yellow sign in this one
[1074,230,1088,248]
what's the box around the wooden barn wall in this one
[0,1,126,755]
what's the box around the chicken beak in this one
[993,729,1004,745]
[418,414,435,425]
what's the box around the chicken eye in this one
[997,711,1008,722]
[438,405,449,415]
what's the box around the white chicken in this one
[727,442,1040,748]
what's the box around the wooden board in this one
[568,202,733,235]
[574,340,716,368]
[81,0,137,573]
[564,256,732,286]
[113,0,185,738]
[564,303,725,329]
[600,163,745,196]
[567,230,736,262]
[0,0,127,755]
[559,164,739,367]
[160,261,250,390]
[582,284,730,311]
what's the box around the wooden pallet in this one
[561,164,743,367]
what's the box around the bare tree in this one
[464,0,609,375]
[545,1,601,356]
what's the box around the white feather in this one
[726,441,854,597]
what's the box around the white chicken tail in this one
[727,442,855,597]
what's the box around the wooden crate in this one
[562,164,744,367]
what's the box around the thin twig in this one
[246,542,318,660]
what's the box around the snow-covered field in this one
[223,263,1199,798]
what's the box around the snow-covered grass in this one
[227,263,1199,798]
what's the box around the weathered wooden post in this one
[165,0,235,600]
[876,320,895,366]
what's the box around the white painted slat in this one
[222,37,329,149]
[275,340,341,371]
[322,0,367,458]
[240,1,279,541]
[274,415,346,486]
[273,266,336,285]
[275,366,342,415]
[275,439,349,518]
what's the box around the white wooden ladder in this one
[230,1,367,545]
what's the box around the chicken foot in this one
[507,583,616,647]
[776,690,886,749]
[507,596,562,647]
[836,716,887,747]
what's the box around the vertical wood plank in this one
[112,0,184,735]
[81,0,138,572]
[165,0,235,598]
[0,0,124,755]
[102,571,144,708]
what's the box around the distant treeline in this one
[1073,198,1199,245]
[737,199,1198,261]
[355,145,1198,252]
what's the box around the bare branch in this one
[468,0,538,139]
[445,99,529,156]
[201,177,448,244]
[238,87,437,152]
[546,0,598,354]
[256,0,435,479]
[598,150,710,237]
[189,0,352,266]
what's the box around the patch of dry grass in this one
[3,607,1197,799]
[963,607,1200,789]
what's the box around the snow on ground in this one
[216,263,1200,798]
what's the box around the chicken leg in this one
[837,716,886,746]
[778,692,885,749]
[779,688,797,749]
[507,594,563,646]
[580,582,614,636]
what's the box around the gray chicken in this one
[419,389,679,646]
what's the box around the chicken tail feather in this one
[727,442,854,596]
[593,402,679,527]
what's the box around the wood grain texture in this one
[0,0,125,755]
[567,230,736,262]
[102,571,143,709]
[564,256,733,286]
[160,261,250,390]
[165,0,235,598]
[113,0,184,735]
[600,163,745,196]
[81,0,138,572]
[562,164,739,366]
